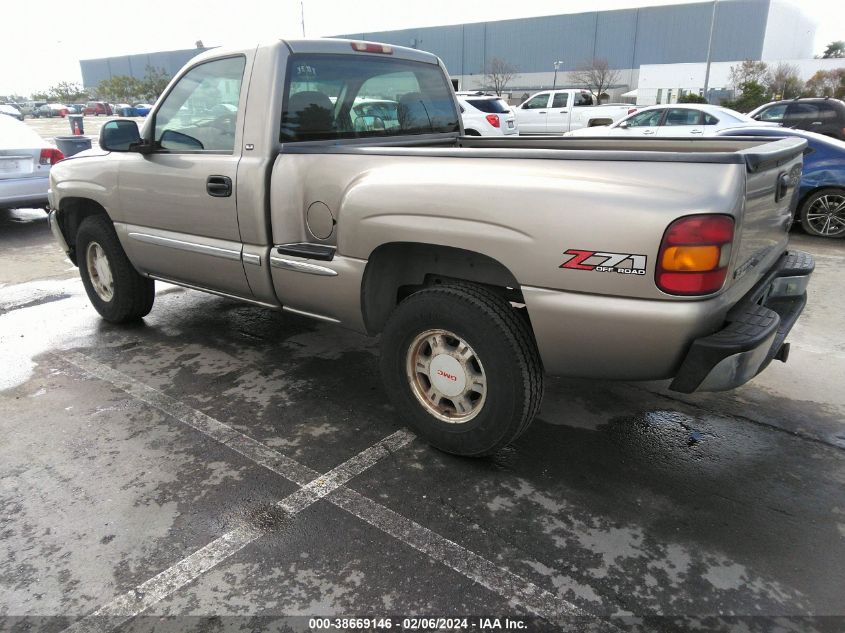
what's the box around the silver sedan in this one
[0,115,63,210]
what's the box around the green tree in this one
[722,81,769,112]
[48,81,87,103]
[30,91,49,101]
[96,75,143,102]
[822,41,845,58]
[141,65,171,101]
[765,63,804,100]
[678,93,707,103]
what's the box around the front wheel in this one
[799,188,845,238]
[76,215,155,322]
[380,283,544,456]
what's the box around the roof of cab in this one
[186,38,441,67]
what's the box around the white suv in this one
[457,94,518,136]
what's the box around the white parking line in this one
[63,429,414,633]
[61,351,587,623]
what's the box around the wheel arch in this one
[56,197,111,265]
[796,185,845,214]
[361,242,523,335]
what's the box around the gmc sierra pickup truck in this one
[48,39,814,456]
[516,89,634,134]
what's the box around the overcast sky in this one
[0,0,841,96]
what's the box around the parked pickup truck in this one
[516,89,635,134]
[47,39,814,456]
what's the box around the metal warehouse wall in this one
[80,48,211,89]
[336,0,771,75]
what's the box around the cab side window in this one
[626,110,662,127]
[154,56,246,152]
[663,108,702,126]
[757,104,787,122]
[574,93,594,106]
[522,94,549,109]
[552,93,568,108]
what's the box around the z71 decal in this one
[560,249,647,275]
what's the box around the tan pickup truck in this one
[47,39,814,455]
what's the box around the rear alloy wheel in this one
[406,329,487,423]
[380,283,543,456]
[800,188,845,238]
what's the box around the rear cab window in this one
[466,98,510,113]
[280,54,459,142]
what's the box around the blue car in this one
[134,103,154,117]
[718,126,845,238]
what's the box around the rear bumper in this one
[0,176,49,209]
[669,250,814,393]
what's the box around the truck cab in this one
[516,89,634,134]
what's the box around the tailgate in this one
[731,137,806,287]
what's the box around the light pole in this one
[702,0,717,103]
[553,60,563,89]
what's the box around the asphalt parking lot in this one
[2,124,845,631]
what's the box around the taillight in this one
[351,42,393,54]
[656,214,734,295]
[39,148,64,165]
[485,114,500,128]
[627,108,638,115]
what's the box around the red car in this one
[83,101,113,116]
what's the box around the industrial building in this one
[79,1,838,106]
[79,47,210,91]
[336,0,822,103]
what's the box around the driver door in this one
[610,109,663,136]
[116,55,253,297]
[517,93,551,134]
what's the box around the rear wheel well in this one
[361,242,524,334]
[796,185,845,214]
[58,198,110,265]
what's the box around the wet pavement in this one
[1,206,844,632]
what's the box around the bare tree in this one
[728,60,768,90]
[570,58,620,104]
[805,68,845,98]
[765,63,804,100]
[483,57,518,96]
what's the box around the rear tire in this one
[799,188,845,238]
[76,215,155,322]
[380,283,543,456]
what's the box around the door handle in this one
[538,111,547,114]
[690,129,703,134]
[643,130,656,135]
[206,175,232,197]
[559,110,568,113]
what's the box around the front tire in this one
[799,188,845,238]
[76,215,155,322]
[380,283,543,456]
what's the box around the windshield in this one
[281,54,459,142]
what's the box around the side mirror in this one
[618,121,630,129]
[99,119,141,152]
